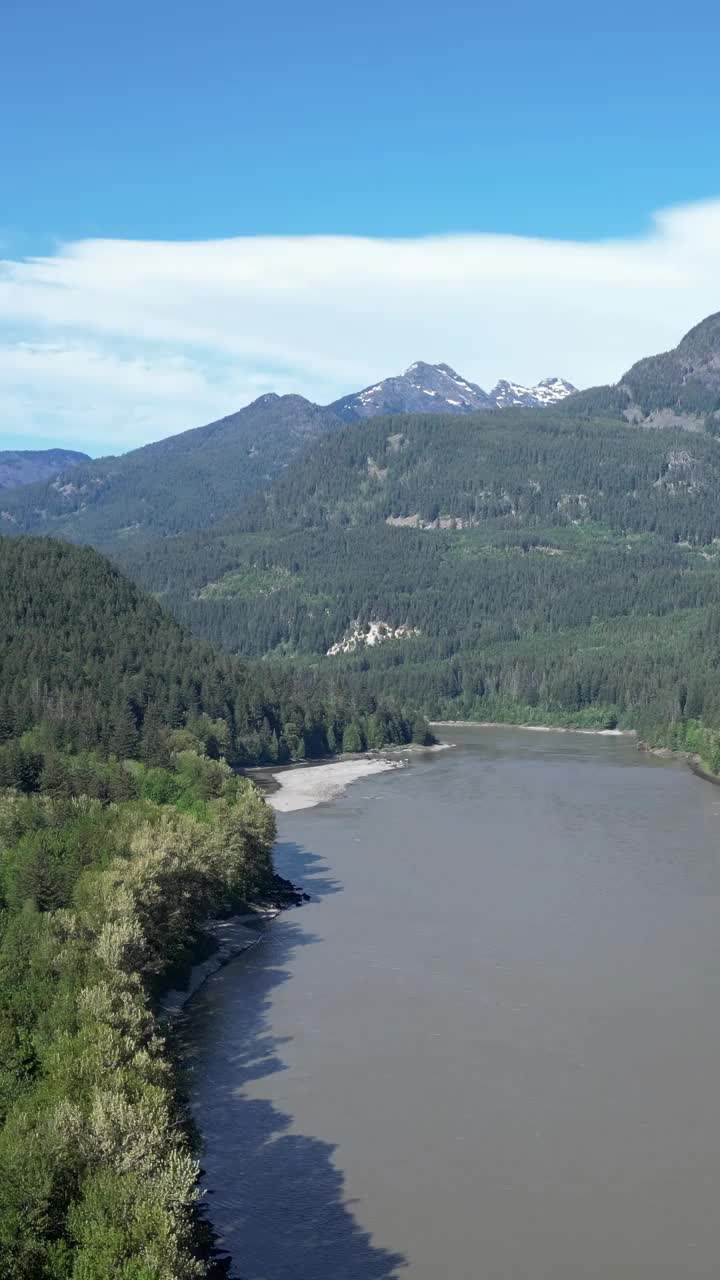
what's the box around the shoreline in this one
[159,913,271,1018]
[247,742,449,813]
[263,755,407,812]
[159,879,306,1018]
[430,720,635,737]
[251,727,644,813]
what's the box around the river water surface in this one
[186,728,720,1279]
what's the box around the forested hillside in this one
[0,536,425,770]
[0,535,428,1277]
[119,405,720,746]
[0,356,576,551]
[565,311,720,430]
[0,449,89,490]
[0,536,280,1276]
[0,396,342,550]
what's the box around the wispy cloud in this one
[2,199,720,453]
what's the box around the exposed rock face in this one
[326,619,421,656]
[564,311,720,430]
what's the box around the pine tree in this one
[140,706,171,768]
[108,704,139,760]
[342,722,363,754]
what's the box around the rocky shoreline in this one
[159,875,307,1018]
[636,742,720,786]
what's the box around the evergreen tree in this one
[342,722,363,754]
[108,703,140,760]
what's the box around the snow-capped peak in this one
[327,364,577,421]
[489,377,577,408]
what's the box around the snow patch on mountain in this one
[328,364,576,420]
[489,377,578,408]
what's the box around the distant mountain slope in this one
[328,362,576,420]
[0,364,576,550]
[0,394,341,549]
[118,405,720,739]
[565,312,720,430]
[0,448,89,489]
[218,406,720,544]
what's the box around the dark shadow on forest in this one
[184,840,408,1280]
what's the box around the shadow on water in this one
[273,839,345,901]
[185,841,408,1280]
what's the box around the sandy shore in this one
[267,756,405,812]
[431,720,635,737]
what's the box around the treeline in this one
[0,535,430,1271]
[0,536,426,764]
[0,744,278,1276]
[645,717,720,772]
[0,538,278,1273]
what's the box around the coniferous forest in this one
[114,407,720,758]
[0,535,427,1278]
[5,314,720,1273]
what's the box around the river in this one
[185,727,720,1279]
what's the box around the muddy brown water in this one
[186,728,720,1279]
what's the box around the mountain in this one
[0,365,575,551]
[565,312,720,429]
[0,533,420,766]
[488,376,577,408]
[329,361,494,418]
[119,401,720,746]
[0,447,89,489]
[328,362,576,420]
[0,394,341,550]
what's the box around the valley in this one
[5,11,720,1278]
[4,311,720,1277]
[5,316,720,762]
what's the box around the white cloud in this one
[2,199,720,453]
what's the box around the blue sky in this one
[2,0,720,454]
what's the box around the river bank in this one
[262,755,408,812]
[160,913,271,1017]
[160,877,307,1017]
[428,720,720,784]
[431,719,634,736]
[169,751,436,1015]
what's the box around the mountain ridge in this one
[0,447,89,490]
[564,310,720,429]
[328,361,576,420]
[5,310,720,553]
[0,396,344,549]
[0,362,575,549]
